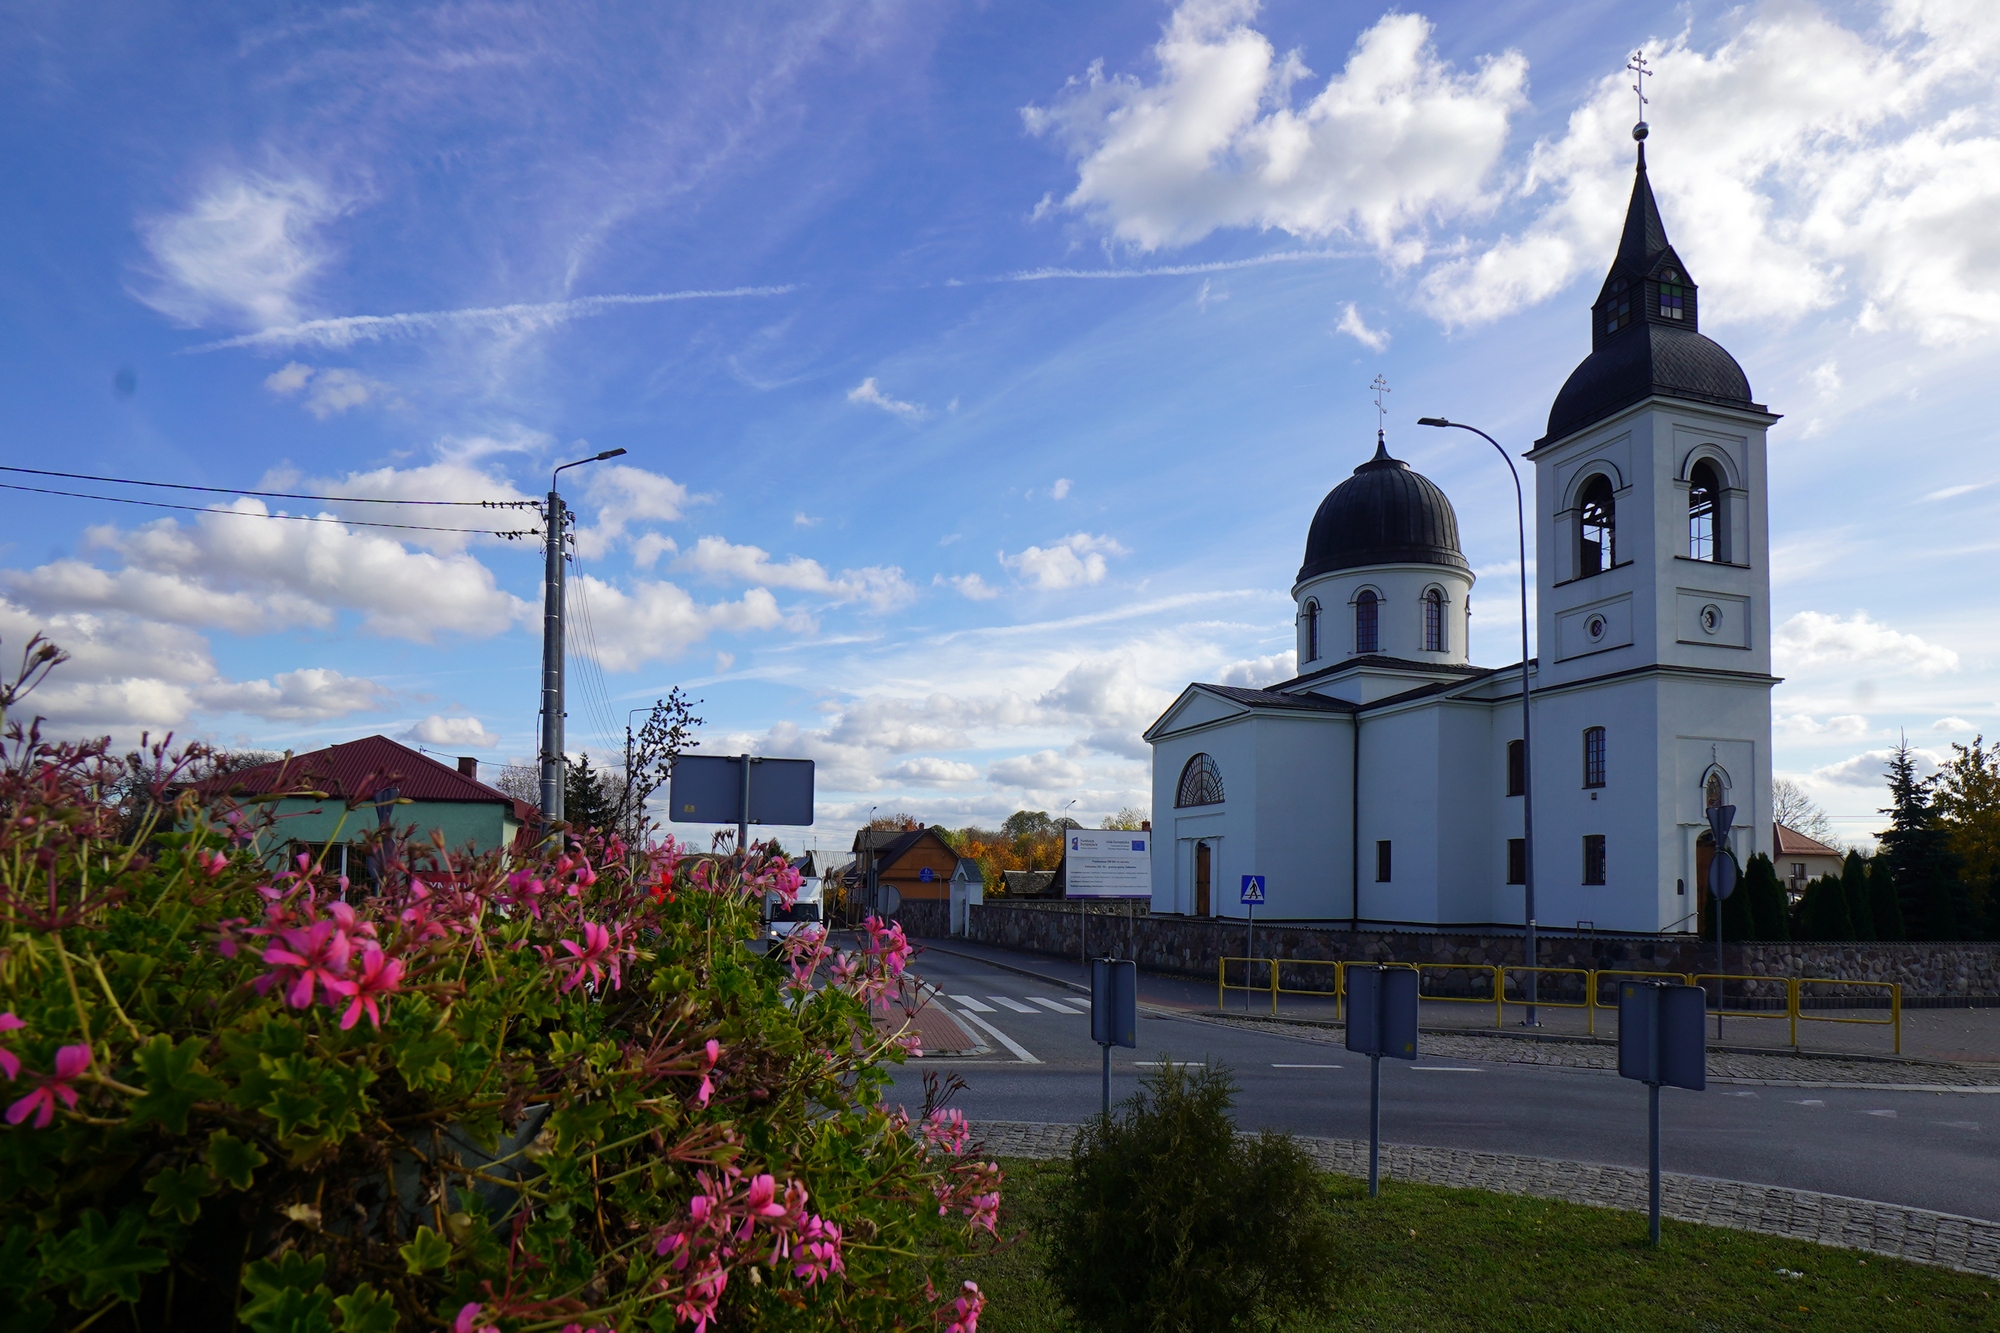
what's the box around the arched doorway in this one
[1195,841,1212,917]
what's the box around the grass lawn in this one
[951,1159,2000,1332]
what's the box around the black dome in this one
[1297,437,1468,583]
[1544,322,1753,443]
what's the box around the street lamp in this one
[538,447,628,823]
[1417,416,1540,1025]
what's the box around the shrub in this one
[0,641,1001,1331]
[1036,1060,1341,1333]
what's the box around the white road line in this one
[987,996,1039,1014]
[1410,1066,1482,1072]
[951,995,996,1013]
[1134,1061,1203,1067]
[1866,1109,1897,1117]
[1791,1099,1826,1106]
[1272,1063,1342,1069]
[956,1010,1039,1064]
[1027,996,1085,1015]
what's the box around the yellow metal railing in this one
[1211,957,1902,1053]
[1795,977,1902,1055]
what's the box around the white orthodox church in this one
[1145,130,1775,936]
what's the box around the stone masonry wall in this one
[896,900,2000,1001]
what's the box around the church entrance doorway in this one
[1194,841,1212,917]
[1695,831,1715,924]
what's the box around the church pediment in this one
[1143,686,1247,741]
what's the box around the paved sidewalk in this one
[974,1120,2000,1279]
[1203,1014,2000,1088]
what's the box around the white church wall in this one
[1355,706,1442,924]
[1435,700,1510,926]
[1244,714,1351,920]
[1293,562,1473,669]
[1149,714,1257,917]
[1528,675,1665,934]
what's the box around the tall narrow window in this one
[1506,739,1525,797]
[1583,727,1607,788]
[1423,588,1445,652]
[1582,834,1607,885]
[1704,771,1726,811]
[1375,840,1392,883]
[1658,269,1686,320]
[1355,590,1379,654]
[1605,278,1631,333]
[1305,599,1320,662]
[1175,753,1224,807]
[1507,838,1526,885]
[1579,475,1616,576]
[1688,460,1721,561]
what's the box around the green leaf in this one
[205,1129,269,1190]
[241,1250,333,1333]
[143,1164,217,1224]
[333,1285,399,1333]
[129,1034,226,1134]
[0,1295,54,1333]
[40,1209,168,1307]
[397,1225,452,1276]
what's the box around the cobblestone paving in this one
[1196,1014,2000,1087]
[972,1120,2000,1278]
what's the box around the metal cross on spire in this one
[1627,50,1651,128]
[1370,373,1391,435]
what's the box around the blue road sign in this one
[919,866,934,883]
[1240,874,1265,905]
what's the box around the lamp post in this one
[538,447,628,825]
[1417,417,1539,1025]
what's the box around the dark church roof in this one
[1541,130,1765,445]
[1297,435,1468,583]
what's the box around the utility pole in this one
[537,448,627,826]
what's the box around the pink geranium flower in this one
[6,1043,90,1128]
[0,1012,24,1081]
[260,918,353,1008]
[556,920,619,993]
[324,944,404,1030]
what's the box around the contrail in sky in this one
[189,285,799,352]
[952,250,1360,285]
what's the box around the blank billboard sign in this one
[668,755,815,826]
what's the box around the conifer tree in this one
[1878,737,1963,938]
[1799,874,1853,941]
[1742,852,1789,941]
[1869,857,1906,941]
[1841,850,1875,941]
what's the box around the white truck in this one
[764,855,826,942]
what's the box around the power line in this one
[0,464,537,508]
[0,482,539,538]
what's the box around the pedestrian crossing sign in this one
[1240,874,1265,905]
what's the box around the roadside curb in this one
[973,1120,2000,1278]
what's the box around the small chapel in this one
[1144,124,1777,936]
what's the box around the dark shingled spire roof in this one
[1297,432,1468,583]
[1541,134,1766,444]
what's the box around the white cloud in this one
[1776,712,1872,739]
[1215,650,1297,687]
[4,502,533,642]
[263,362,397,418]
[714,651,735,674]
[939,573,1000,601]
[574,464,693,559]
[1775,610,1960,676]
[1336,302,1388,350]
[631,533,678,569]
[794,512,819,527]
[846,376,928,422]
[136,173,340,327]
[191,285,797,352]
[402,714,501,749]
[1052,478,1073,500]
[1000,532,1128,590]
[1418,4,2000,340]
[202,669,391,722]
[567,575,788,671]
[889,757,982,784]
[989,749,1087,790]
[1922,480,1994,502]
[1933,716,1973,731]
[278,459,534,552]
[1811,745,1944,788]
[1024,5,1525,253]
[680,536,914,611]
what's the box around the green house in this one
[194,735,534,877]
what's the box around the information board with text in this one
[1064,832,1151,899]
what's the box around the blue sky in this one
[3,0,1995,852]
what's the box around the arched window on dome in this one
[1423,587,1446,653]
[1658,268,1687,320]
[1688,459,1723,562]
[1176,753,1224,808]
[1579,474,1616,577]
[1354,590,1380,655]
[1304,599,1320,663]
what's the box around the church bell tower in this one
[1523,115,1780,931]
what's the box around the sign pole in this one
[1649,1080,1662,1245]
[1368,1053,1382,1199]
[1101,1039,1111,1120]
[1246,902,1255,1011]
[737,754,751,862]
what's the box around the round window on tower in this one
[1700,604,1722,635]
[1585,613,1607,642]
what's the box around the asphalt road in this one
[891,947,2000,1223]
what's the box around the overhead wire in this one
[562,519,625,764]
[0,481,538,537]
[0,464,537,507]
